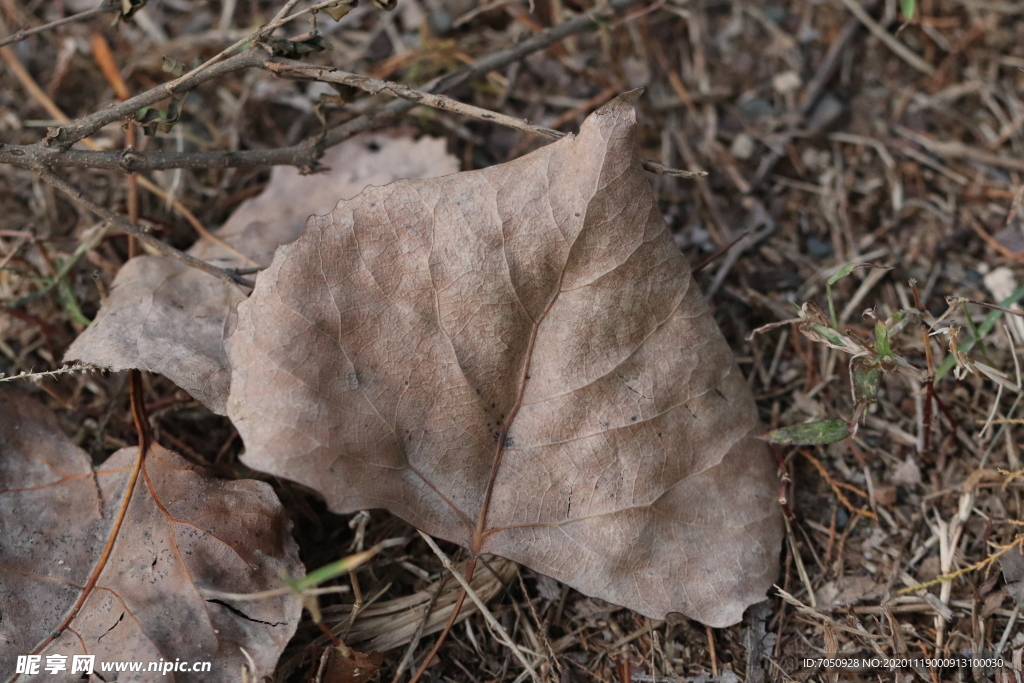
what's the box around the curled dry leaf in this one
[226,95,783,626]
[0,391,303,681]
[64,135,458,414]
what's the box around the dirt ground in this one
[2,0,1024,680]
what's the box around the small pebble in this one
[730,133,755,160]
[772,70,802,95]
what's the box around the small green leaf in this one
[760,420,852,446]
[901,0,916,19]
[827,262,891,286]
[874,321,891,357]
[809,323,844,347]
[828,263,860,286]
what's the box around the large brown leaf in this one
[226,95,783,626]
[64,135,458,414]
[0,391,303,681]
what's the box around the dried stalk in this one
[33,168,254,288]
[0,0,648,173]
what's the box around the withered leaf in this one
[226,95,783,626]
[0,391,303,680]
[64,135,458,414]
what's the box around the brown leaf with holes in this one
[64,135,458,414]
[0,390,303,681]
[226,94,783,626]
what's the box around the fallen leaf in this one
[226,94,783,626]
[0,390,303,680]
[64,135,458,414]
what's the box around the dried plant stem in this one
[269,61,567,139]
[0,4,115,49]
[406,584,469,683]
[267,60,703,179]
[416,531,539,682]
[3,38,254,264]
[0,0,647,172]
[898,536,1023,594]
[836,0,935,75]
[0,362,99,383]
[34,168,254,288]
[28,371,151,658]
[156,0,343,93]
[55,50,266,147]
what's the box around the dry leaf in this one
[0,390,303,680]
[64,135,458,414]
[226,95,783,626]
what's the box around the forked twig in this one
[0,0,649,173]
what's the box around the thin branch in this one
[50,0,346,146]
[319,0,647,147]
[0,0,648,172]
[33,167,254,288]
[266,60,704,179]
[0,4,115,49]
[416,532,539,683]
[836,0,935,75]
[270,60,568,139]
[0,145,321,172]
[50,50,267,147]
[152,0,344,97]
[0,362,100,383]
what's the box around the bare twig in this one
[33,168,254,288]
[0,362,100,383]
[267,60,703,179]
[416,532,539,683]
[896,125,1024,173]
[0,0,648,172]
[836,0,935,75]
[50,50,267,147]
[0,4,116,49]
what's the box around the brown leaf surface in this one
[0,391,303,681]
[226,95,783,626]
[64,135,458,414]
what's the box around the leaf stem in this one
[26,371,151,661]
